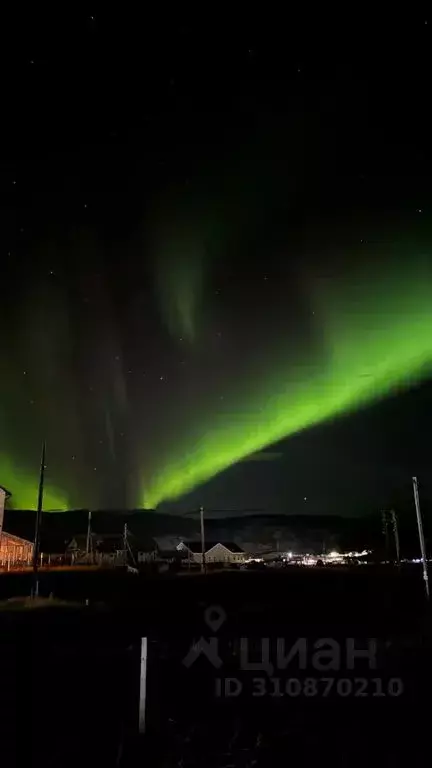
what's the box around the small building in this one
[66,533,129,566]
[137,538,188,570]
[134,536,160,564]
[178,541,246,565]
[137,545,157,564]
[0,531,34,567]
[261,550,284,563]
[0,484,34,566]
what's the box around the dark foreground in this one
[0,566,430,766]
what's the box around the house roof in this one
[0,531,33,546]
[0,486,12,498]
[67,533,126,553]
[154,536,183,551]
[208,541,245,554]
[94,537,125,554]
[182,540,244,554]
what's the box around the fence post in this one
[139,637,148,734]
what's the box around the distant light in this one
[329,551,339,558]
[346,549,369,558]
[303,557,317,566]
[303,496,307,501]
[287,551,293,559]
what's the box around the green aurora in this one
[153,225,204,344]
[0,454,68,511]
[3,257,432,512]
[143,261,432,508]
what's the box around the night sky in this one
[2,11,432,514]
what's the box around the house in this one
[137,537,189,567]
[136,542,158,563]
[153,536,184,556]
[0,484,34,566]
[66,532,129,566]
[0,531,34,567]
[177,541,246,565]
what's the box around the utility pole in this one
[123,521,137,568]
[200,506,206,574]
[390,510,400,565]
[86,509,92,561]
[412,477,429,599]
[32,441,46,598]
[123,522,128,566]
[382,511,390,562]
[382,510,400,564]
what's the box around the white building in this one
[177,540,246,565]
